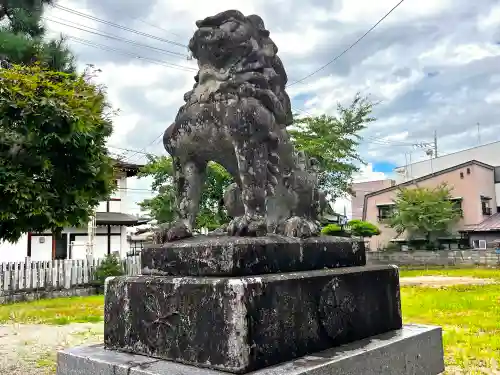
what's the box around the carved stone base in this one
[57,325,445,375]
[104,265,402,373]
[141,235,366,277]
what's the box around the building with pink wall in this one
[362,160,497,251]
[351,180,395,220]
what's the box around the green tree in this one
[0,64,116,242]
[388,184,461,248]
[347,219,380,237]
[289,93,375,199]
[138,156,233,230]
[0,0,75,72]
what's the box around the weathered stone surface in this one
[154,10,327,242]
[142,235,365,276]
[58,325,445,375]
[104,265,402,373]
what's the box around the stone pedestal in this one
[103,235,403,373]
[56,234,444,375]
[57,325,445,375]
[105,265,401,373]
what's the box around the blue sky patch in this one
[372,161,397,173]
[292,93,311,104]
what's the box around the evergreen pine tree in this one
[0,0,75,72]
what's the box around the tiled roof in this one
[112,159,144,177]
[95,212,139,226]
[463,213,500,232]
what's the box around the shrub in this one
[93,254,124,293]
[348,219,381,237]
[321,224,343,236]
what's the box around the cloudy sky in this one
[44,0,500,216]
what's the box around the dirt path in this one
[400,276,496,287]
[0,322,103,374]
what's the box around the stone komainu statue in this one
[157,10,326,242]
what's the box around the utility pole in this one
[433,130,438,158]
[477,122,481,145]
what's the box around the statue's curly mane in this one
[183,10,293,126]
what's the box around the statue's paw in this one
[153,221,193,244]
[208,224,228,236]
[279,216,319,238]
[227,215,267,237]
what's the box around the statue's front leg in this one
[155,158,207,242]
[227,140,268,237]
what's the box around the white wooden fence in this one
[0,256,141,300]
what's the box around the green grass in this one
[0,295,104,325]
[400,267,500,373]
[402,284,500,372]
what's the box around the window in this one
[472,240,487,249]
[450,198,463,217]
[481,196,492,215]
[495,166,500,183]
[377,205,394,221]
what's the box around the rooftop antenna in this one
[426,149,434,173]
[434,130,438,158]
[477,122,481,145]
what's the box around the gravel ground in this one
[0,322,103,374]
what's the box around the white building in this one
[394,141,500,182]
[0,160,146,262]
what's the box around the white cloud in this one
[353,163,388,183]
[419,41,500,66]
[477,4,500,32]
[485,90,500,104]
[332,0,452,25]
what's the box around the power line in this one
[108,146,154,155]
[363,136,416,147]
[45,16,189,59]
[119,105,425,157]
[119,132,165,163]
[68,37,197,72]
[52,4,188,49]
[117,187,154,192]
[286,0,406,87]
[293,106,421,147]
[135,18,184,40]
[109,141,162,164]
